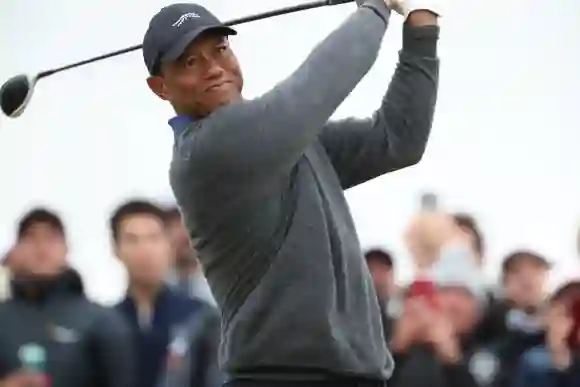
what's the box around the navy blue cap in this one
[143,3,237,75]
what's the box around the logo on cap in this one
[172,12,200,28]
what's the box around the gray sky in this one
[1,0,579,303]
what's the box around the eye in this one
[184,56,197,67]
[216,44,228,54]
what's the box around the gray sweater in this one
[170,0,439,381]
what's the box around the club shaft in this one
[37,0,352,79]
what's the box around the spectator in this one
[388,253,485,387]
[512,280,580,387]
[502,250,550,313]
[451,213,507,344]
[365,248,396,299]
[480,250,552,387]
[0,208,133,387]
[365,248,396,340]
[164,206,215,305]
[111,200,221,387]
[404,211,477,274]
[452,213,485,265]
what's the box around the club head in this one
[0,74,36,118]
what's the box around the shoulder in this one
[169,290,217,319]
[86,302,130,333]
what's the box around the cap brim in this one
[161,25,237,63]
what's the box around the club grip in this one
[326,0,355,5]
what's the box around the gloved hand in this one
[385,0,444,19]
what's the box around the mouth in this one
[206,81,232,92]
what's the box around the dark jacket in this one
[0,269,134,387]
[390,344,482,387]
[512,347,580,387]
[116,286,221,387]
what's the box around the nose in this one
[199,53,225,80]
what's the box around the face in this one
[147,32,243,117]
[17,223,67,276]
[114,214,172,286]
[436,287,480,335]
[166,213,195,267]
[503,259,548,309]
[366,257,394,298]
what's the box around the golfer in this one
[143,0,440,385]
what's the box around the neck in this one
[128,281,162,308]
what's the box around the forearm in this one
[318,17,440,189]
[380,22,439,162]
[181,1,391,180]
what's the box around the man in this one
[164,206,215,305]
[365,248,396,300]
[512,280,580,387]
[144,0,441,384]
[111,200,221,387]
[365,248,397,340]
[0,208,133,387]
[389,252,486,387]
[486,250,552,387]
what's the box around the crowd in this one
[369,212,580,387]
[0,200,578,387]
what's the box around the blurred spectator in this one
[512,280,580,387]
[502,250,550,312]
[0,208,133,387]
[111,201,221,387]
[478,250,552,387]
[164,206,215,306]
[365,248,396,299]
[452,213,485,265]
[388,253,485,387]
[451,213,507,345]
[404,211,480,274]
[365,248,396,340]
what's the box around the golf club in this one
[0,0,355,118]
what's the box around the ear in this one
[147,75,170,101]
[112,242,122,262]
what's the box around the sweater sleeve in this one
[173,1,391,184]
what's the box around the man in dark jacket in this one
[0,208,133,387]
[389,248,489,387]
[111,200,221,387]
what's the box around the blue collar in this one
[168,115,194,136]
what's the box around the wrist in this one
[435,338,461,363]
[407,10,438,26]
[551,348,572,370]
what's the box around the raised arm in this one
[318,13,439,189]
[176,1,392,183]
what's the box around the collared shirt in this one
[168,115,193,136]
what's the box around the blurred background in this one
[1,0,579,304]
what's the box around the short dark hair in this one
[453,213,484,257]
[364,248,394,269]
[109,200,167,242]
[164,206,182,222]
[17,207,65,240]
[501,250,551,275]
